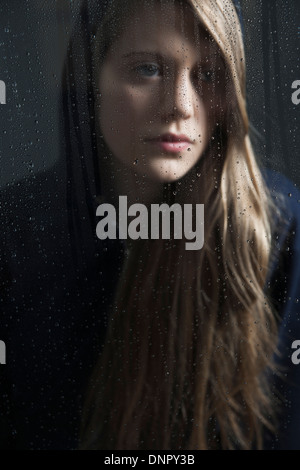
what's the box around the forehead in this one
[107,1,221,63]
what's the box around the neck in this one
[100,153,165,208]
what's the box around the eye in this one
[194,67,215,84]
[134,63,161,78]
[201,70,214,82]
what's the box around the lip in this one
[145,133,192,153]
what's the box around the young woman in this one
[62,0,300,450]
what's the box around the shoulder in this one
[262,169,300,449]
[262,168,300,222]
[262,168,300,274]
[262,168,300,319]
[262,167,300,223]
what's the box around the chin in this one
[146,166,194,184]
[134,158,193,183]
[159,173,186,183]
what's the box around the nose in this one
[160,69,194,122]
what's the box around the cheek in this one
[203,93,227,138]
[98,82,155,165]
[193,99,212,146]
[99,84,153,136]
[99,88,129,140]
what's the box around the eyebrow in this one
[121,51,163,60]
[121,51,222,63]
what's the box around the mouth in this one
[145,133,192,154]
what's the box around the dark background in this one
[241,0,300,186]
[0,0,299,449]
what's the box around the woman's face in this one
[98,1,225,183]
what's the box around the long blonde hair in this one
[80,0,279,450]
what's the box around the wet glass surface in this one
[0,0,299,450]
